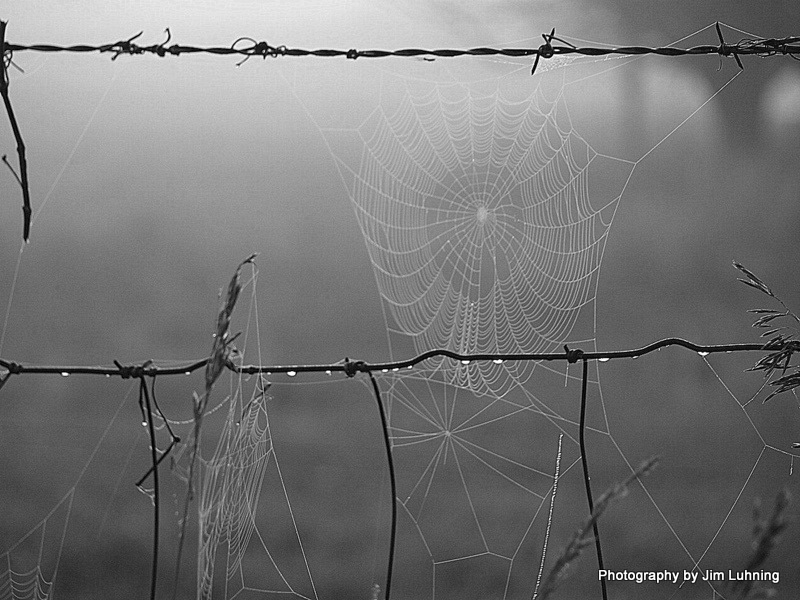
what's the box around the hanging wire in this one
[365,369,397,600]
[577,355,607,600]
[137,372,160,600]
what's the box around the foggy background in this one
[1,1,799,599]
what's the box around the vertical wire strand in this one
[140,376,160,600]
[579,358,606,600]
[367,371,397,600]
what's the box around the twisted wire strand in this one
[4,28,799,66]
[2,23,798,243]
[0,339,777,380]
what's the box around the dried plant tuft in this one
[172,254,257,599]
[734,261,800,402]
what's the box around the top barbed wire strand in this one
[4,25,800,66]
[2,23,799,243]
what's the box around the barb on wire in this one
[531,27,577,75]
[715,22,744,70]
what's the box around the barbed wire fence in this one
[1,20,799,243]
[1,18,799,600]
[1,257,798,600]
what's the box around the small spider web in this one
[0,491,72,600]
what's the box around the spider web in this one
[279,22,798,600]
[312,67,627,398]
[1,21,799,600]
[0,492,72,600]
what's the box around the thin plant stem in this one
[0,20,32,242]
[536,457,659,599]
[172,255,255,600]
[532,433,563,599]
